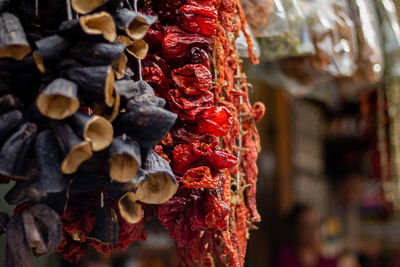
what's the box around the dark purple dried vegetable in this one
[35,130,65,193]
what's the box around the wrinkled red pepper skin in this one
[141,0,264,266]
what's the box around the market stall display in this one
[0,0,264,267]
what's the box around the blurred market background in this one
[3,0,400,266]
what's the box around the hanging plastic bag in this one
[255,0,314,60]
[336,0,384,95]
[330,0,358,77]
[279,0,358,86]
[240,0,273,35]
[279,0,337,86]
[375,0,400,81]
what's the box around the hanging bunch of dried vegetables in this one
[0,0,264,266]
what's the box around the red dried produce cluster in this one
[142,0,264,266]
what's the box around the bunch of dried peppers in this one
[0,0,264,266]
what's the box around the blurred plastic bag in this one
[240,0,273,35]
[376,0,400,81]
[330,0,358,77]
[337,0,384,95]
[279,0,358,86]
[249,0,313,60]
[236,23,261,59]
[279,0,337,86]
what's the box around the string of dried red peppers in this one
[143,0,264,266]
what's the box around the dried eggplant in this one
[114,8,157,40]
[35,130,65,193]
[36,78,80,120]
[53,122,93,174]
[107,135,141,183]
[30,204,63,253]
[0,13,31,60]
[67,65,115,107]
[88,197,119,244]
[33,35,71,73]
[0,123,37,180]
[118,192,141,224]
[135,150,178,204]
[68,111,113,151]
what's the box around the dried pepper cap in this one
[68,111,114,151]
[33,35,71,74]
[35,130,65,193]
[107,135,141,183]
[0,123,37,180]
[114,8,157,40]
[117,192,142,224]
[53,122,93,174]
[135,150,178,204]
[0,13,31,61]
[88,197,119,244]
[67,65,115,107]
[36,78,80,120]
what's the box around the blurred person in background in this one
[277,203,337,267]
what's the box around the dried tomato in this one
[182,166,219,189]
[162,26,212,65]
[196,106,233,136]
[204,190,229,230]
[172,64,213,96]
[178,5,218,36]
[169,90,214,120]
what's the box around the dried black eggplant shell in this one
[0,56,37,72]
[0,94,21,114]
[88,198,119,244]
[0,122,37,180]
[53,122,93,174]
[33,35,71,73]
[126,94,166,109]
[36,78,80,120]
[70,42,125,66]
[115,105,177,149]
[0,211,9,235]
[135,150,178,204]
[0,0,10,12]
[114,79,141,105]
[58,12,116,43]
[21,211,47,254]
[68,111,113,151]
[107,135,141,183]
[35,130,65,193]
[0,110,23,142]
[30,204,63,253]
[6,214,33,267]
[66,171,107,193]
[67,65,114,107]
[114,8,157,40]
[116,167,147,192]
[0,12,31,61]
[5,174,46,205]
[71,0,123,14]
